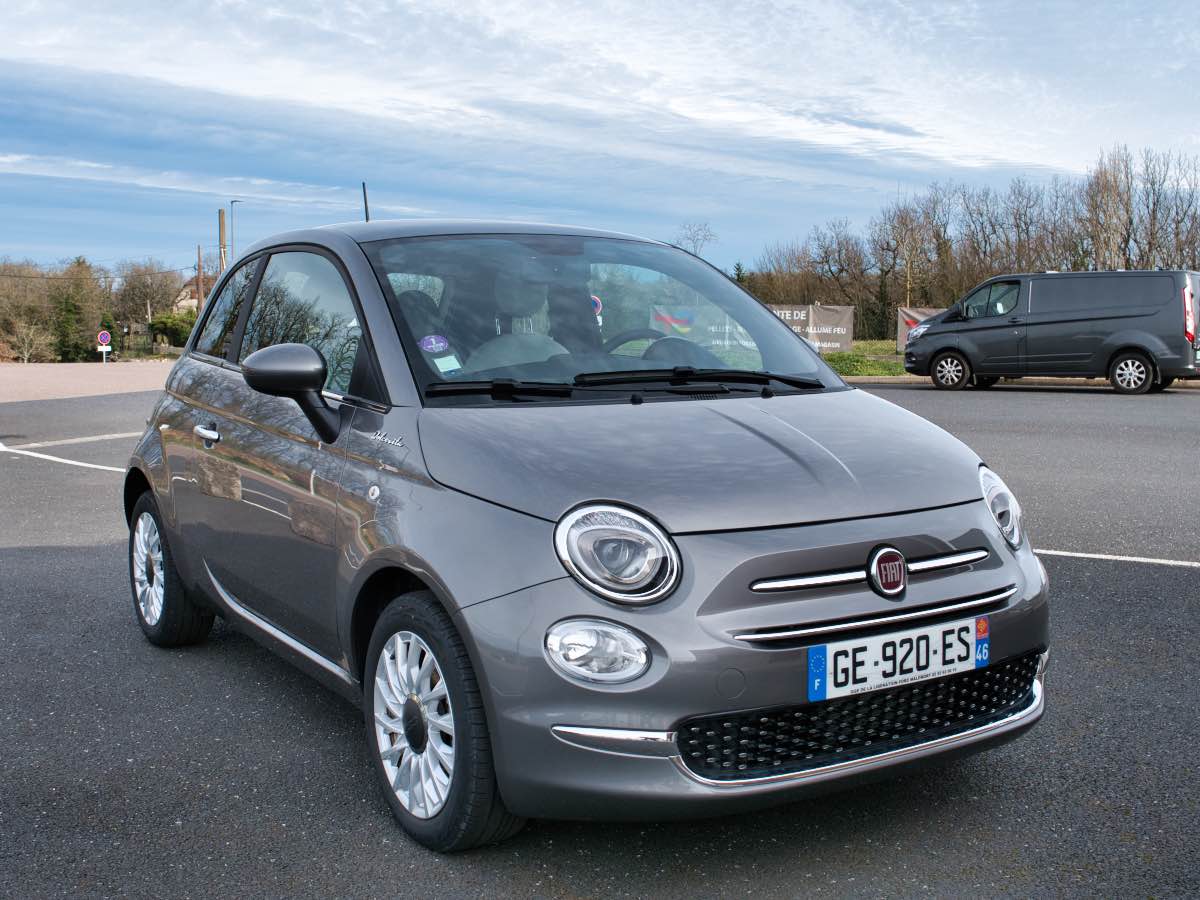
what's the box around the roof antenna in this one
[362,181,371,222]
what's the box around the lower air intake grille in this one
[677,651,1041,782]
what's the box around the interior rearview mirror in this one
[242,343,341,443]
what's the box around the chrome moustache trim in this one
[552,651,1047,787]
[751,547,989,593]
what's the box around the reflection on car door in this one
[189,249,364,661]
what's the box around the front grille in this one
[677,651,1041,782]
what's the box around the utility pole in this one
[230,199,242,259]
[362,182,371,222]
[218,209,228,272]
[197,245,205,313]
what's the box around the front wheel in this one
[931,352,971,390]
[365,592,525,852]
[1109,351,1153,394]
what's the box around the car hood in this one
[417,388,983,533]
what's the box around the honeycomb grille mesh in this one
[677,651,1041,781]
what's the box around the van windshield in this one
[362,234,840,397]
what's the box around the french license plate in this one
[807,615,990,701]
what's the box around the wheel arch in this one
[349,564,446,684]
[123,466,153,525]
[1105,344,1159,379]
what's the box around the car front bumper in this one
[456,504,1049,820]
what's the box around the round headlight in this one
[979,466,1022,548]
[545,619,650,683]
[554,504,680,604]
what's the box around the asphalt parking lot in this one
[2,382,1198,898]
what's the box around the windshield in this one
[363,234,840,398]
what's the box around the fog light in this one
[544,619,650,684]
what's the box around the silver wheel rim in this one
[374,631,455,819]
[1114,358,1147,390]
[936,356,964,385]
[132,512,165,626]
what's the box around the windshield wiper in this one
[425,379,574,400]
[573,366,825,391]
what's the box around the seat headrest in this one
[494,271,547,318]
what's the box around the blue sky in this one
[1,0,1196,272]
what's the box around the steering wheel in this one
[602,328,668,354]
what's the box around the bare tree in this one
[8,312,55,363]
[675,221,718,257]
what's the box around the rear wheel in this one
[931,352,971,390]
[1109,351,1153,394]
[972,375,1000,389]
[1148,376,1175,393]
[128,492,214,646]
[365,592,524,852]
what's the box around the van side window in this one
[1035,274,1174,312]
[963,282,1019,319]
[238,251,362,394]
[193,260,258,359]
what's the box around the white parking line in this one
[9,431,142,450]
[0,439,124,473]
[1035,548,1200,569]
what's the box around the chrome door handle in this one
[194,424,221,443]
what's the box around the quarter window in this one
[193,260,258,359]
[238,252,362,394]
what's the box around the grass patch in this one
[853,339,899,356]
[823,352,907,377]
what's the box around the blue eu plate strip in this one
[975,615,990,668]
[807,645,827,702]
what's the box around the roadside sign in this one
[97,330,111,346]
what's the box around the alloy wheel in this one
[131,511,165,626]
[935,356,965,386]
[373,631,456,819]
[1114,358,1147,390]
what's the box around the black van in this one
[904,270,1200,393]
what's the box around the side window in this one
[193,260,258,359]
[238,252,362,394]
[964,282,1019,319]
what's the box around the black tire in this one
[931,351,971,390]
[127,491,214,647]
[364,592,525,852]
[972,375,1000,389]
[1148,376,1175,393]
[1108,351,1154,394]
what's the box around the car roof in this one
[328,218,658,244]
[994,269,1188,280]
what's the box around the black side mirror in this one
[242,343,341,443]
[944,305,964,323]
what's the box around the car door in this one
[189,248,370,661]
[955,280,1026,375]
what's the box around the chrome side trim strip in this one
[674,656,1046,787]
[733,585,1018,643]
[550,725,678,758]
[908,548,990,572]
[203,561,355,687]
[750,547,990,593]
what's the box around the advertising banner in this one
[896,307,944,352]
[770,305,855,353]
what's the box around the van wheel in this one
[931,352,971,390]
[364,592,525,852]
[1148,377,1175,393]
[1109,352,1153,394]
[128,492,214,646]
[972,376,1000,389]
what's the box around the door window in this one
[964,282,1020,319]
[238,252,362,394]
[193,260,259,359]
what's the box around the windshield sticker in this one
[433,354,462,374]
[419,334,450,353]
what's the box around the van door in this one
[954,280,1025,375]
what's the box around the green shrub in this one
[150,310,197,347]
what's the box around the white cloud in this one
[1,0,1173,178]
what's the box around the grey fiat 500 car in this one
[124,221,1049,851]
